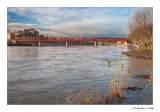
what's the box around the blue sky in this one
[7,7,136,37]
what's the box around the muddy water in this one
[7,46,153,104]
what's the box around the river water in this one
[7,46,153,104]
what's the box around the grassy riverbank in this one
[121,50,153,60]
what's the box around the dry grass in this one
[65,87,100,104]
[65,85,124,104]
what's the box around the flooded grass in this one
[121,86,143,90]
[134,75,152,79]
[64,55,153,104]
[65,55,129,104]
[65,86,125,104]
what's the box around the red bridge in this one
[15,37,127,42]
[15,37,127,46]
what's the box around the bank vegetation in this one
[127,8,153,50]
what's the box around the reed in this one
[105,56,131,104]
[64,55,132,104]
[64,55,153,104]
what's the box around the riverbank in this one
[8,43,32,46]
[121,50,153,60]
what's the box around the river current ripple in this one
[7,46,153,104]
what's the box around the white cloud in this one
[8,17,128,37]
[8,7,27,16]
[7,7,132,37]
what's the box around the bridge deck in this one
[15,37,127,42]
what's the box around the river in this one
[7,46,153,104]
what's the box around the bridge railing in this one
[96,38,127,41]
[15,37,96,41]
[15,37,127,42]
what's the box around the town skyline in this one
[8,7,136,37]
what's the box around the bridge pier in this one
[99,42,102,46]
[38,41,40,46]
[66,41,69,47]
[94,41,97,47]
[124,41,127,46]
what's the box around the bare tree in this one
[127,8,153,49]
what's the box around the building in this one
[8,28,40,39]
[34,31,39,37]
[7,33,11,41]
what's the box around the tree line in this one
[127,8,153,49]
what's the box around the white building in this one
[7,33,11,41]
